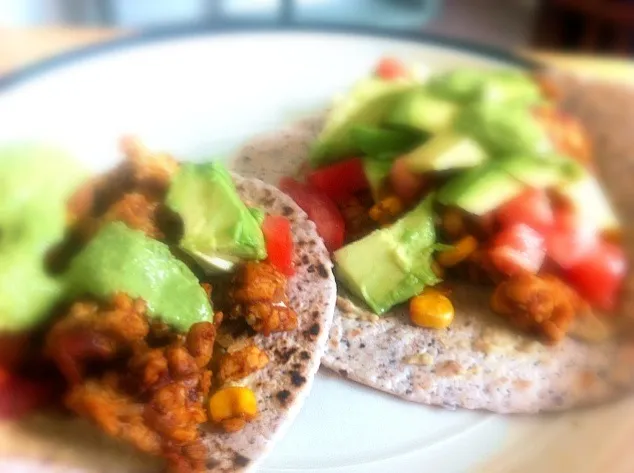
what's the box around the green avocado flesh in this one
[0,143,87,331]
[402,132,488,173]
[426,69,542,106]
[454,102,552,157]
[166,162,266,267]
[334,196,440,314]
[387,90,458,133]
[65,222,213,332]
[310,77,416,166]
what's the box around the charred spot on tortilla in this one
[312,311,320,320]
[233,453,251,467]
[339,369,349,378]
[276,390,292,405]
[307,265,315,273]
[282,205,294,216]
[301,254,310,265]
[274,346,298,364]
[303,323,320,340]
[290,371,307,387]
[299,350,311,360]
[317,264,329,279]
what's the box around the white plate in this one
[1,26,632,473]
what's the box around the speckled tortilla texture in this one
[0,176,337,472]
[231,74,634,413]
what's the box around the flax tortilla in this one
[0,175,337,472]
[232,72,634,414]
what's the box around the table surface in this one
[0,27,633,82]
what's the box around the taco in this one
[0,138,336,472]
[233,58,634,413]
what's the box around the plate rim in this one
[0,20,539,92]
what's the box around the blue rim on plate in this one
[0,21,540,92]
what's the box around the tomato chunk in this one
[496,188,554,232]
[389,158,427,203]
[306,158,369,203]
[279,178,345,252]
[262,215,295,276]
[546,207,597,268]
[375,57,409,80]
[0,370,55,419]
[563,241,626,311]
[489,223,546,276]
[0,332,31,371]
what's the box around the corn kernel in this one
[437,235,478,268]
[409,291,455,329]
[209,386,258,430]
[369,196,403,224]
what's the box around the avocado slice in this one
[362,158,393,201]
[0,143,87,332]
[454,102,552,158]
[0,251,64,332]
[166,162,266,271]
[0,143,87,253]
[65,222,213,332]
[351,125,422,159]
[310,76,417,166]
[426,69,542,106]
[334,196,440,314]
[401,132,488,173]
[387,90,458,133]
[437,166,525,216]
[496,154,581,188]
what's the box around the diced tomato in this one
[389,158,427,203]
[375,57,409,80]
[562,241,627,311]
[279,178,345,252]
[306,158,369,203]
[496,188,554,232]
[0,333,31,371]
[546,207,598,268]
[0,370,55,419]
[489,223,546,276]
[262,215,295,276]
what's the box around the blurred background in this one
[1,0,632,55]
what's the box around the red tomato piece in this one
[563,241,627,311]
[279,178,345,252]
[0,333,31,371]
[496,188,554,232]
[489,223,546,276]
[306,158,369,203]
[262,215,295,276]
[375,57,409,80]
[546,208,598,268]
[0,371,54,420]
[389,158,427,203]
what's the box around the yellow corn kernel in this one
[209,386,258,428]
[442,207,466,239]
[437,235,478,268]
[369,196,403,224]
[409,291,455,329]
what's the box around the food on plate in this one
[233,59,634,413]
[0,139,336,472]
